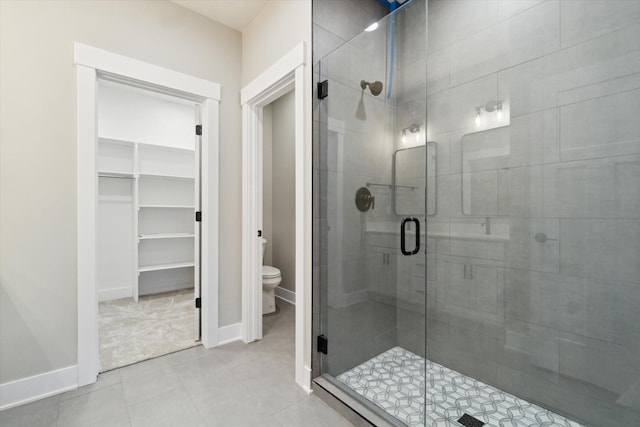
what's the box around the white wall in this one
[0,0,242,385]
[98,80,196,150]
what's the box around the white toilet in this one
[261,238,282,314]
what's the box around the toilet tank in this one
[261,238,267,263]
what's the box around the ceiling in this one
[170,0,268,31]
[171,0,410,32]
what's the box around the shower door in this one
[315,1,428,425]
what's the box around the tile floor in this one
[338,346,584,427]
[0,301,352,427]
[99,289,198,371]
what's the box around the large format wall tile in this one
[313,0,387,50]
[498,24,640,117]
[427,48,450,95]
[560,89,640,161]
[497,0,547,21]
[586,278,640,345]
[428,0,498,52]
[427,74,497,135]
[560,219,640,282]
[509,108,559,167]
[449,0,560,86]
[543,155,640,218]
[507,217,559,273]
[560,0,640,48]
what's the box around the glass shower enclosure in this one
[313,0,640,426]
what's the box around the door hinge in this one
[195,124,203,136]
[195,211,202,222]
[317,335,328,354]
[257,230,262,237]
[195,297,201,309]
[317,80,328,99]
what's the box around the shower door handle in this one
[400,217,420,256]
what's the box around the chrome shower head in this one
[360,80,383,96]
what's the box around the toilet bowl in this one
[261,239,282,314]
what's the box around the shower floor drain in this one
[458,413,485,427]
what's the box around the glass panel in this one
[317,0,427,425]
[317,0,639,426]
[425,0,640,425]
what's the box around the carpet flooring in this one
[99,289,198,371]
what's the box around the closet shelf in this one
[138,173,195,181]
[138,204,195,209]
[138,261,195,272]
[98,137,135,146]
[99,196,134,203]
[137,141,195,153]
[98,137,195,153]
[98,171,134,179]
[138,233,195,240]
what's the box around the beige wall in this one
[270,92,296,292]
[242,0,312,85]
[0,0,242,383]
[262,104,273,266]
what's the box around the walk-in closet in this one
[96,79,200,371]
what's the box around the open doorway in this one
[96,79,201,371]
[261,91,296,339]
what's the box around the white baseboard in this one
[98,287,132,302]
[217,322,242,346]
[275,287,296,305]
[301,365,313,394]
[0,365,78,411]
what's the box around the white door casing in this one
[75,43,220,386]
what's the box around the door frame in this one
[75,43,220,386]
[240,42,310,390]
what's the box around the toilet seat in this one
[262,265,281,278]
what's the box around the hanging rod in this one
[366,182,417,190]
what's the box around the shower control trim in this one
[401,217,420,256]
[355,187,375,212]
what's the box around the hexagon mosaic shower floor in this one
[336,347,584,427]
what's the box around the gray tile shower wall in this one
[312,0,398,377]
[423,0,640,425]
[312,0,389,62]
